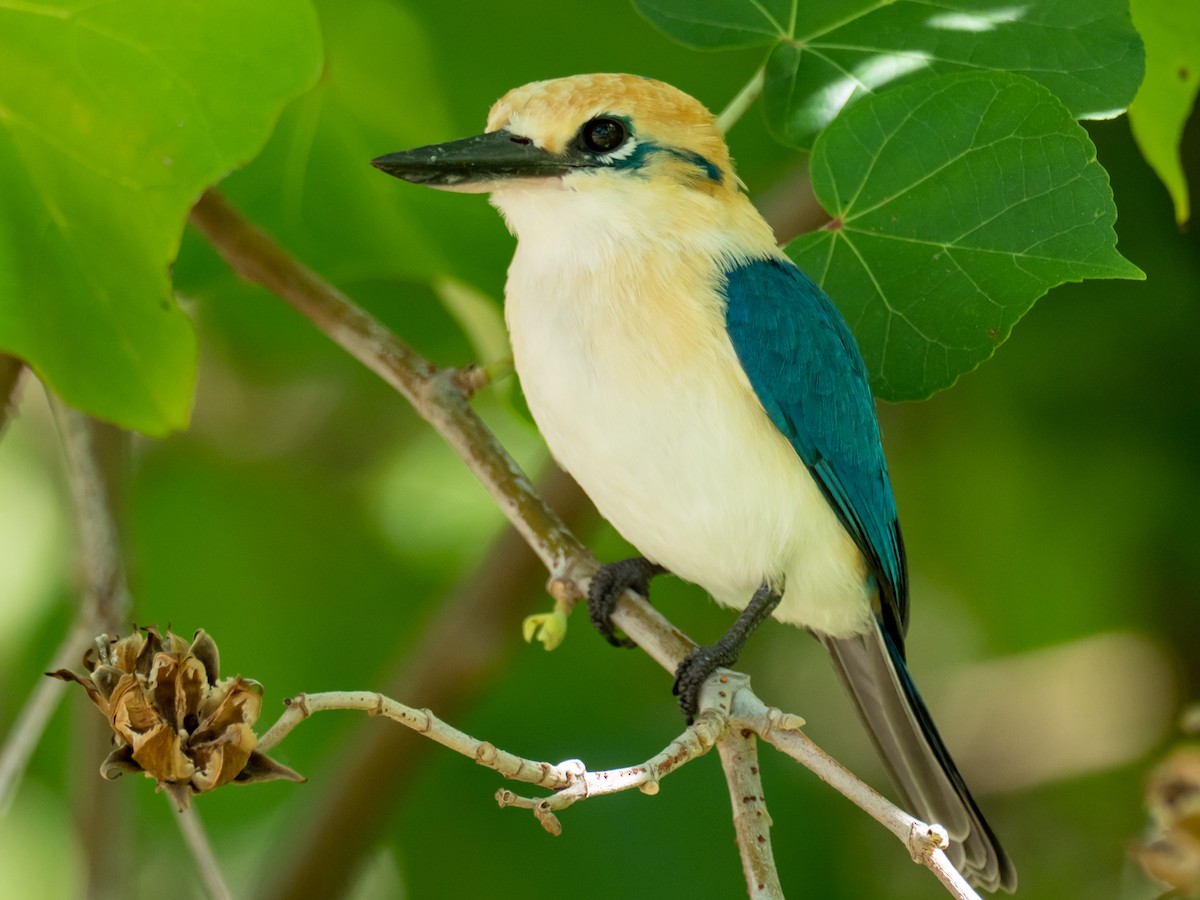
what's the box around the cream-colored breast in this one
[501,217,872,638]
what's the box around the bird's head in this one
[372,74,739,210]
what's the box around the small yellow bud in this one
[522,611,568,651]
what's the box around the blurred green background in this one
[1,0,1197,898]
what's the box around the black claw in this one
[671,582,782,723]
[587,557,666,648]
[672,641,739,723]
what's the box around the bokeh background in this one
[1,1,1197,897]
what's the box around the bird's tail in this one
[820,620,1017,892]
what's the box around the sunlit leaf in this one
[637,0,1145,150]
[0,0,322,435]
[1127,0,1200,225]
[787,71,1144,401]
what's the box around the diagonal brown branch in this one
[188,188,693,674]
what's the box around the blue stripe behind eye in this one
[662,147,722,183]
[610,140,722,184]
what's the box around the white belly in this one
[504,244,873,638]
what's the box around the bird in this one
[371,73,1016,892]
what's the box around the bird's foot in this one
[587,557,666,648]
[672,638,741,723]
[672,582,782,723]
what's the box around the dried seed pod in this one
[51,626,303,809]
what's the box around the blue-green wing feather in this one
[723,258,1015,890]
[721,256,909,643]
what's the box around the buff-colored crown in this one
[487,74,734,186]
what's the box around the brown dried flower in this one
[1135,742,1200,896]
[50,626,303,809]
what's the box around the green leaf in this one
[221,0,495,287]
[637,0,1145,150]
[0,0,322,435]
[786,71,1144,402]
[1127,0,1200,225]
[634,0,797,48]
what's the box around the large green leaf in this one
[636,0,1144,150]
[0,0,322,435]
[787,71,1144,401]
[1127,0,1200,225]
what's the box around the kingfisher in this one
[372,73,1015,891]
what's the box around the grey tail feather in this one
[819,620,1017,892]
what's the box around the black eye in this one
[580,117,628,154]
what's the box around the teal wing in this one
[721,255,1016,890]
[720,255,908,644]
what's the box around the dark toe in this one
[672,644,734,723]
[587,558,664,649]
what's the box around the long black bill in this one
[371,130,576,188]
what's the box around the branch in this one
[188,189,692,673]
[0,623,95,812]
[257,465,597,900]
[256,673,976,899]
[743,692,981,900]
[176,803,233,900]
[50,403,132,629]
[256,684,724,833]
[717,67,766,135]
[714,680,782,899]
[188,192,577,574]
[0,404,131,812]
[190,189,981,897]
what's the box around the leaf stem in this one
[717,67,765,134]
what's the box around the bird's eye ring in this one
[580,117,628,154]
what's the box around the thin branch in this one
[741,691,982,900]
[717,67,766,135]
[188,188,693,674]
[54,405,134,899]
[50,403,132,628]
[260,690,583,791]
[256,465,596,900]
[0,404,131,812]
[257,685,723,835]
[176,803,233,900]
[188,190,578,578]
[0,623,94,812]
[256,672,978,898]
